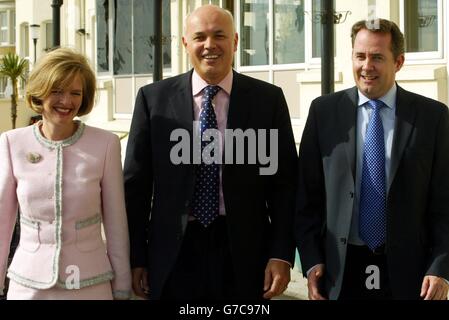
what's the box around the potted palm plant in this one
[0,53,28,129]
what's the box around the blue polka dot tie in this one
[192,85,221,227]
[359,99,387,251]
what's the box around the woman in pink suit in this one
[0,48,132,299]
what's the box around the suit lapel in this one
[226,71,251,131]
[339,87,358,181]
[389,85,417,190]
[168,71,195,134]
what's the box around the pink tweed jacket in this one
[0,122,131,298]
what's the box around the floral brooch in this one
[27,152,42,164]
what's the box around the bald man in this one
[124,5,297,300]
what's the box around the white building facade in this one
[2,0,449,148]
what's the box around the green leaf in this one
[0,53,29,82]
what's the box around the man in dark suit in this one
[296,18,449,300]
[124,5,297,300]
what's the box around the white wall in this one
[15,0,52,64]
[11,0,449,143]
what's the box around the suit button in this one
[340,238,347,244]
[349,192,354,198]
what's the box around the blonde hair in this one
[26,47,96,116]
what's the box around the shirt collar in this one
[192,69,233,97]
[357,83,397,110]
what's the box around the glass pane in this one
[311,0,336,58]
[0,12,6,27]
[274,0,305,64]
[113,0,132,75]
[186,0,197,13]
[203,0,220,4]
[133,0,152,74]
[240,0,269,66]
[132,0,172,75]
[11,11,15,44]
[0,76,6,98]
[404,0,438,52]
[46,23,53,50]
[312,0,322,58]
[0,30,6,43]
[162,0,172,70]
[96,0,109,72]
[20,24,29,57]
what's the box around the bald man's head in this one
[184,5,235,35]
[182,5,238,84]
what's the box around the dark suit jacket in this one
[124,70,298,299]
[296,85,449,299]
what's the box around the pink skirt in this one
[7,280,113,300]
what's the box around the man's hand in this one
[307,264,327,300]
[132,267,149,299]
[263,259,291,299]
[420,275,449,300]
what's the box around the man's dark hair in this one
[351,19,405,59]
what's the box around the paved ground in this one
[279,268,449,300]
[276,267,308,300]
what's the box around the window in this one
[0,10,15,46]
[239,0,329,67]
[400,0,443,60]
[96,0,172,75]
